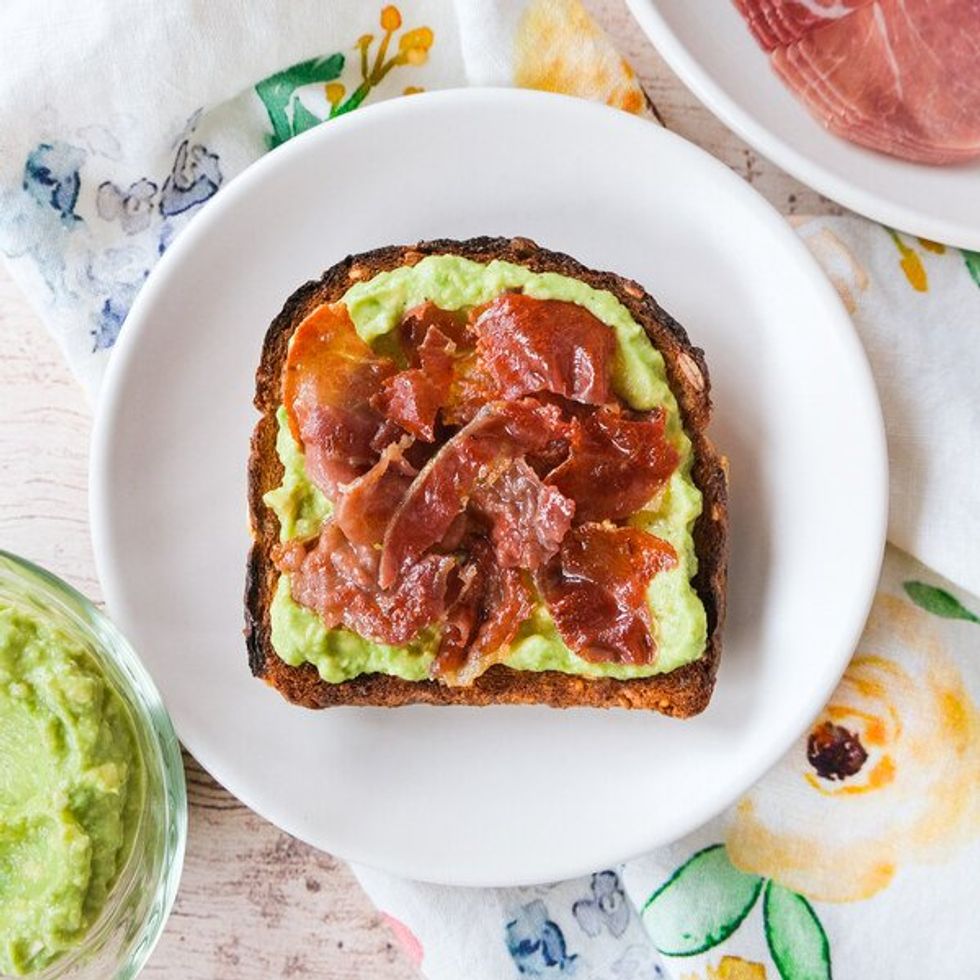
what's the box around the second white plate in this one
[627,0,980,249]
[91,89,886,886]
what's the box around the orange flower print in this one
[682,957,768,980]
[333,8,433,118]
[886,228,929,291]
[514,0,649,116]
[726,594,980,902]
[255,6,433,147]
[796,223,869,313]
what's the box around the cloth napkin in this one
[2,3,979,979]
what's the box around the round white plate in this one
[626,0,980,249]
[91,89,886,886]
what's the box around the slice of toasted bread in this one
[246,237,728,716]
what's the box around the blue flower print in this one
[611,945,664,979]
[572,870,630,939]
[85,246,150,351]
[160,140,221,217]
[22,142,85,223]
[157,219,177,256]
[506,900,578,976]
[93,291,132,350]
[97,178,158,235]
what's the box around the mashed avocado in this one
[0,604,142,975]
[265,255,707,683]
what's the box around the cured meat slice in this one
[333,439,414,548]
[433,537,534,681]
[472,293,615,404]
[397,303,498,426]
[285,521,454,646]
[295,405,382,497]
[370,417,413,454]
[441,349,501,427]
[399,302,472,361]
[547,406,679,523]
[470,458,575,569]
[372,326,456,441]
[283,303,394,495]
[775,2,980,164]
[737,0,980,164]
[378,399,569,588]
[734,0,870,52]
[538,524,677,665]
[373,371,445,441]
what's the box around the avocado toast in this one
[246,237,727,715]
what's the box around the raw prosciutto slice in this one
[734,0,870,51]
[736,0,980,164]
[433,537,533,681]
[547,406,679,523]
[378,399,569,588]
[537,524,677,665]
[284,522,454,646]
[470,457,575,569]
[283,303,394,495]
[472,293,616,404]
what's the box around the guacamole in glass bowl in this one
[0,552,186,977]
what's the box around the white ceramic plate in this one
[91,89,886,886]
[626,0,980,249]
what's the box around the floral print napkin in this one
[2,3,978,978]
[356,546,980,980]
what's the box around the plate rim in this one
[90,87,888,885]
[624,0,980,251]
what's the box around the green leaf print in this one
[290,96,323,137]
[255,53,345,148]
[641,844,763,956]
[903,581,980,624]
[763,882,831,980]
[962,249,980,289]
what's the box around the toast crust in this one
[245,237,728,716]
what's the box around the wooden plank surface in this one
[0,2,844,976]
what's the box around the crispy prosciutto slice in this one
[283,303,395,496]
[472,293,615,404]
[294,406,381,497]
[333,439,414,547]
[537,524,677,665]
[399,302,472,361]
[284,522,454,646]
[736,0,980,164]
[441,349,501,427]
[434,537,534,682]
[378,399,569,588]
[470,458,575,569]
[547,406,679,523]
[372,326,457,441]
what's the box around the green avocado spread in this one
[265,255,707,684]
[0,604,142,975]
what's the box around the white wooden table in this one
[0,2,843,976]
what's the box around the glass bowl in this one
[0,551,186,978]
